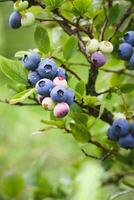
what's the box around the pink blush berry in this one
[91,51,106,67]
[53,76,68,87]
[54,102,70,118]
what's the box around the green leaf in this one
[0,56,28,84]
[75,80,85,95]
[70,123,90,143]
[108,4,120,24]
[83,96,98,106]
[120,84,134,93]
[43,0,63,9]
[70,111,88,125]
[10,88,35,104]
[63,36,77,60]
[1,173,24,198]
[110,190,134,200]
[34,25,50,54]
[123,175,134,188]
[41,119,65,128]
[14,51,29,59]
[73,0,91,16]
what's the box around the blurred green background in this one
[1,2,134,200]
[0,3,104,200]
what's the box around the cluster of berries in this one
[22,51,75,118]
[9,0,35,29]
[86,39,113,67]
[118,31,134,70]
[107,118,134,149]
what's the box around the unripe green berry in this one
[14,0,29,12]
[21,12,35,27]
[86,39,99,53]
[42,97,55,111]
[99,41,113,54]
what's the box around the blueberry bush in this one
[1,0,134,199]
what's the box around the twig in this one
[0,99,39,106]
[101,68,134,78]
[109,6,134,41]
[52,56,81,80]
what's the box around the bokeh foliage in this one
[1,0,134,199]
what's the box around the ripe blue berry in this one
[57,68,66,79]
[112,118,129,137]
[129,123,134,137]
[107,127,118,141]
[91,51,106,67]
[130,54,134,68]
[37,58,57,79]
[35,78,53,96]
[50,86,67,102]
[118,43,133,60]
[9,11,21,29]
[53,102,70,118]
[22,52,41,70]
[65,88,75,105]
[28,71,41,85]
[119,134,134,149]
[124,31,134,46]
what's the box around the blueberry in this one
[129,123,134,137]
[112,118,129,137]
[21,12,35,27]
[9,11,21,29]
[53,102,70,118]
[35,78,53,96]
[28,71,41,85]
[107,127,118,141]
[53,76,68,87]
[119,134,134,149]
[91,51,106,67]
[118,43,133,60]
[86,39,99,53]
[50,86,67,102]
[130,54,134,68]
[37,58,57,79]
[42,97,55,110]
[65,88,75,105]
[37,95,44,104]
[57,68,66,79]
[124,31,134,46]
[22,52,41,70]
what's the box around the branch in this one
[77,100,114,125]
[109,6,134,41]
[52,56,81,80]
[86,64,98,95]
[101,68,134,78]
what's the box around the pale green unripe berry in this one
[42,97,55,111]
[99,41,114,54]
[86,39,99,53]
[14,0,29,12]
[21,12,35,27]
